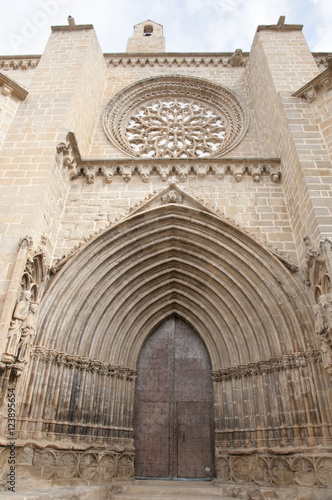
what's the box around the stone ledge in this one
[57,133,282,185]
[0,71,28,100]
[292,67,332,102]
[105,51,249,68]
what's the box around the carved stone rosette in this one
[0,446,134,482]
[103,75,249,158]
[215,451,332,488]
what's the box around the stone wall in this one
[0,18,331,494]
[56,167,296,262]
[0,90,22,150]
[246,27,332,263]
[0,25,106,331]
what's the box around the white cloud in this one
[309,0,332,51]
[0,0,330,55]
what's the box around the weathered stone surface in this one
[0,14,331,497]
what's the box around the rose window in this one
[125,99,226,158]
[103,76,249,158]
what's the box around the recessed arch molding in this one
[12,204,332,485]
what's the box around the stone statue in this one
[2,291,31,364]
[16,302,38,364]
[313,302,327,335]
[319,294,332,331]
[229,49,243,67]
[320,336,332,370]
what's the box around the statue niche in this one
[0,248,48,377]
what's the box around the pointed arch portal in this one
[17,200,331,484]
[134,315,214,479]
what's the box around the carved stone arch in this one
[37,204,314,369]
[31,253,45,286]
[103,75,249,158]
[20,272,30,292]
[19,202,330,459]
[30,284,38,302]
[136,311,212,368]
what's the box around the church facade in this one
[0,15,332,495]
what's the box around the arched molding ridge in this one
[37,204,314,371]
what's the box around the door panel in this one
[134,401,170,477]
[134,316,214,478]
[177,402,214,478]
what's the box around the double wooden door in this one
[134,316,215,478]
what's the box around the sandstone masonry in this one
[0,16,331,498]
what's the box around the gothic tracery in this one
[103,75,249,158]
[125,98,226,158]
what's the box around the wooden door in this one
[134,316,215,478]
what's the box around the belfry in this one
[0,15,331,499]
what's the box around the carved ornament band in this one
[106,54,249,68]
[56,134,281,184]
[211,348,321,382]
[30,346,137,380]
[215,451,332,488]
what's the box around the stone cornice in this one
[0,71,28,100]
[30,346,137,380]
[0,53,328,71]
[292,67,332,102]
[57,132,281,184]
[0,57,39,71]
[105,52,249,68]
[211,348,321,382]
[313,53,332,72]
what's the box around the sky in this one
[0,0,331,56]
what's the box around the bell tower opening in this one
[144,24,153,36]
[126,19,165,52]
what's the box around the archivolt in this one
[37,206,314,370]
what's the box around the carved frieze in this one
[0,58,39,70]
[29,448,134,480]
[292,61,332,102]
[106,53,249,68]
[215,451,332,488]
[57,134,281,184]
[211,348,321,382]
[30,346,137,380]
